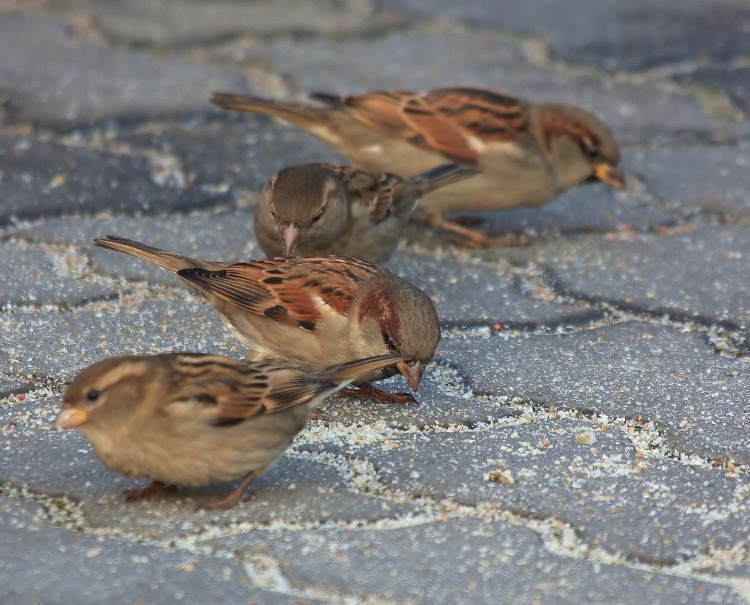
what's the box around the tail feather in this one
[210,92,328,128]
[93,235,208,274]
[411,163,481,194]
[315,354,404,385]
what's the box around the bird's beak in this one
[54,406,89,430]
[397,360,424,393]
[281,224,301,256]
[593,162,626,190]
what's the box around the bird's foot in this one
[340,384,417,405]
[123,481,177,501]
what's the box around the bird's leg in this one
[123,481,177,501]
[202,470,262,510]
[340,383,416,405]
[415,212,532,248]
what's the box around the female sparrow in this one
[211,86,625,246]
[54,353,402,509]
[93,235,440,403]
[255,162,479,263]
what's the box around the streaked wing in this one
[176,257,382,330]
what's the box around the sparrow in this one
[93,235,440,403]
[211,87,625,247]
[54,352,402,509]
[254,162,479,263]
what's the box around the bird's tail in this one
[93,235,208,274]
[210,92,331,129]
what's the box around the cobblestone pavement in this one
[1,1,750,603]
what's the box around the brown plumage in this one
[211,86,625,246]
[93,235,441,402]
[254,162,479,263]
[54,352,403,509]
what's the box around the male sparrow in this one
[93,235,440,403]
[211,86,625,246]
[54,353,402,509]
[255,162,479,263]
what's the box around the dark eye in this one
[581,138,599,159]
[87,390,100,401]
[311,209,325,224]
[382,332,399,351]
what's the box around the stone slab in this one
[389,253,600,327]
[379,0,750,73]
[0,240,116,306]
[629,146,750,217]
[1,300,245,381]
[212,518,741,603]
[0,497,273,604]
[443,322,750,463]
[79,0,406,47]
[353,419,750,563]
[675,67,750,115]
[0,14,247,127]
[0,134,233,225]
[530,225,750,328]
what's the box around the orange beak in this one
[281,224,301,256]
[397,360,424,393]
[54,406,89,429]
[593,162,626,190]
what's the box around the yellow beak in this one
[593,162,626,190]
[54,407,89,430]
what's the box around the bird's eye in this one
[311,209,325,224]
[581,138,599,159]
[382,332,399,350]
[86,389,100,401]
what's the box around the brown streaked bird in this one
[211,87,625,247]
[255,162,479,263]
[93,235,440,404]
[54,353,403,509]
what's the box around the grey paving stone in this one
[214,518,741,603]
[380,0,750,73]
[0,240,115,306]
[0,498,272,604]
[442,322,750,462]
[675,66,750,115]
[630,146,750,217]
[1,301,246,381]
[25,209,263,285]
[0,14,246,127]
[530,225,750,328]
[116,116,342,191]
[352,420,750,564]
[0,134,233,225]
[76,0,406,47]
[388,253,599,327]
[228,29,749,144]
[0,376,28,398]
[314,371,520,430]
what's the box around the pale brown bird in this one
[54,352,402,509]
[211,87,625,247]
[255,162,479,263]
[93,235,440,404]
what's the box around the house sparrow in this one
[211,87,625,246]
[54,352,402,509]
[255,162,479,263]
[93,235,440,403]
